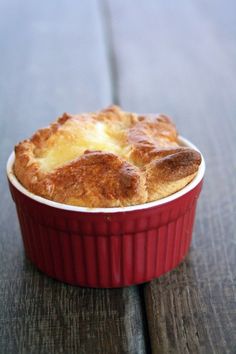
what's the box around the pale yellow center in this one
[36,119,130,172]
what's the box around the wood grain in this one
[0,1,147,353]
[1,0,236,353]
[106,0,236,352]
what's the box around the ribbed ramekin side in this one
[10,180,203,287]
[158,201,197,278]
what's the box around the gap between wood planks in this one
[99,0,119,106]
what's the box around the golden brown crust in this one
[14,105,201,207]
[146,149,201,201]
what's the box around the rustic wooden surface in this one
[0,1,146,354]
[1,0,236,353]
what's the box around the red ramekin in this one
[7,137,205,288]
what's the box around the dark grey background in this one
[1,0,236,353]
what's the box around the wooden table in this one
[1,1,236,353]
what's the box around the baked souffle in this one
[14,106,201,207]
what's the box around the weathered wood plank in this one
[107,0,236,352]
[0,1,146,353]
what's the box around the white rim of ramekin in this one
[7,136,205,213]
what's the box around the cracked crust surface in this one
[14,106,201,207]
